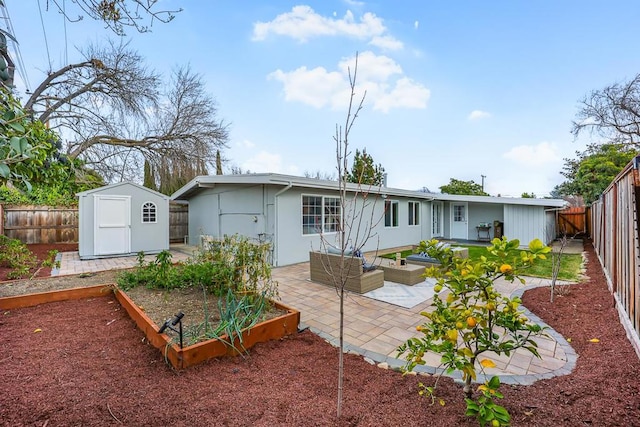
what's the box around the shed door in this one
[94,195,131,255]
[450,202,468,239]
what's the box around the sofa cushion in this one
[406,254,441,264]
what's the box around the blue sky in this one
[7,1,640,196]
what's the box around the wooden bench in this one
[309,251,384,294]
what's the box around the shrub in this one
[0,235,37,279]
[117,235,278,300]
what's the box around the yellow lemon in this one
[499,264,512,274]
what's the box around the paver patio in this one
[50,242,578,385]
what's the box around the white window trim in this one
[384,200,399,228]
[141,201,157,224]
[301,194,342,236]
[408,201,420,226]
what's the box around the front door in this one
[94,195,131,256]
[450,202,468,239]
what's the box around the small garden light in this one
[158,311,185,348]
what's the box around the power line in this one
[63,0,68,64]
[36,0,52,70]
[0,1,31,91]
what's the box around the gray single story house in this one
[171,174,566,266]
[77,182,170,260]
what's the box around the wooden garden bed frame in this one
[0,285,300,370]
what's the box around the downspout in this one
[273,182,293,266]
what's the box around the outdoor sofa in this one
[309,250,384,294]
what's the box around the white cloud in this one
[338,51,402,81]
[268,66,345,108]
[414,20,419,30]
[344,0,365,6]
[252,6,401,50]
[242,150,300,175]
[468,110,491,120]
[269,51,430,113]
[502,141,561,166]
[374,77,431,112]
[369,35,404,50]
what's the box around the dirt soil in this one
[1,241,640,426]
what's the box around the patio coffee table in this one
[377,259,425,285]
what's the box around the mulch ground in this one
[0,243,78,282]
[0,241,639,426]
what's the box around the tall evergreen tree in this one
[345,148,385,185]
[143,160,156,190]
[216,150,223,175]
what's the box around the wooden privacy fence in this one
[0,205,78,243]
[591,156,640,359]
[169,203,189,243]
[0,203,188,244]
[557,206,590,237]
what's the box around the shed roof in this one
[171,173,566,208]
[76,181,170,200]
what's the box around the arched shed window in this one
[142,202,157,223]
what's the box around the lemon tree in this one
[398,237,551,426]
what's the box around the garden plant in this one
[116,234,278,352]
[0,235,58,279]
[398,237,551,426]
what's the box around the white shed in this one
[77,182,170,260]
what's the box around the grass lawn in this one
[380,244,583,281]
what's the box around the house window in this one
[384,200,398,227]
[302,195,341,235]
[408,201,420,226]
[432,202,443,236]
[142,202,157,223]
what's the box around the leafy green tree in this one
[440,178,489,196]
[552,143,637,203]
[0,87,101,200]
[345,148,385,185]
[521,192,536,198]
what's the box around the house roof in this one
[76,181,170,200]
[170,173,566,208]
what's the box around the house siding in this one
[173,174,565,266]
[503,205,545,245]
[274,189,430,266]
[467,203,503,240]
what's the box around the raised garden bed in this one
[0,284,300,370]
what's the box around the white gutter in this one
[273,182,293,266]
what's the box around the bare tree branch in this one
[47,0,182,35]
[572,74,640,146]
[25,40,229,187]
